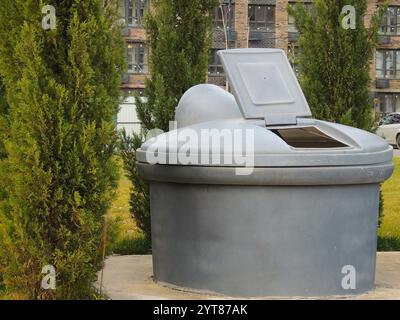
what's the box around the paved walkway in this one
[98,253,400,300]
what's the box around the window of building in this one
[127,42,148,74]
[248,5,275,31]
[288,13,297,33]
[376,50,400,79]
[125,0,147,27]
[208,49,224,75]
[376,93,400,114]
[213,4,234,29]
[380,6,400,35]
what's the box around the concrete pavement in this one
[98,253,400,300]
[394,149,400,157]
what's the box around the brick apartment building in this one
[118,0,400,119]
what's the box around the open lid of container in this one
[218,48,312,125]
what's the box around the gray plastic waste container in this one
[137,49,394,297]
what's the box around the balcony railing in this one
[376,79,390,89]
[378,35,391,45]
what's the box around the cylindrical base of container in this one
[150,182,380,297]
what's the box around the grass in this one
[378,157,400,251]
[110,233,151,255]
[107,169,137,238]
[106,165,151,255]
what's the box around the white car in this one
[376,113,400,149]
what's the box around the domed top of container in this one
[137,118,393,167]
[137,49,393,169]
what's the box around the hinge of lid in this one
[264,114,298,126]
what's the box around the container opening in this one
[270,127,349,148]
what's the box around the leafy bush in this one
[288,0,386,229]
[120,0,217,241]
[288,0,384,130]
[378,236,400,251]
[119,131,151,240]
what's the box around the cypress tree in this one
[121,0,217,240]
[0,0,125,299]
[288,0,383,130]
[137,0,218,132]
[288,1,386,227]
